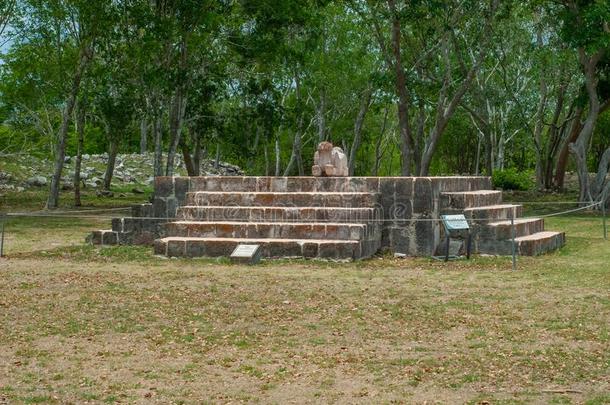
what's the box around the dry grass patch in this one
[0,215,608,404]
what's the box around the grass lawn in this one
[0,198,609,403]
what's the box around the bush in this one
[492,168,534,191]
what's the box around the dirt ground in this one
[0,215,609,404]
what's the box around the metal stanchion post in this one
[602,200,608,240]
[511,215,517,271]
[0,215,5,258]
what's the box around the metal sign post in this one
[433,215,471,262]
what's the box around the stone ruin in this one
[312,142,348,177]
[87,138,565,260]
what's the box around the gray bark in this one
[46,44,92,209]
[140,118,147,154]
[349,86,373,176]
[418,2,499,176]
[372,107,389,176]
[165,91,187,176]
[569,48,604,203]
[317,91,326,143]
[74,99,86,207]
[387,0,413,176]
[214,142,220,170]
[103,137,119,191]
[275,136,281,176]
[284,72,304,176]
[153,114,163,177]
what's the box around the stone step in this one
[188,176,375,193]
[89,230,118,245]
[166,221,372,240]
[154,237,371,260]
[516,231,566,256]
[440,190,503,210]
[176,206,379,223]
[478,231,565,256]
[483,218,545,240]
[185,191,380,207]
[463,204,523,222]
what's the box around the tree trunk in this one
[569,50,603,203]
[214,142,220,170]
[554,106,583,190]
[317,91,326,143]
[475,134,482,175]
[153,114,164,177]
[103,138,119,191]
[180,138,196,176]
[284,120,304,176]
[192,133,202,176]
[74,99,86,207]
[166,91,187,176]
[140,118,147,154]
[387,0,413,176]
[275,136,281,176]
[284,71,304,176]
[46,44,92,209]
[592,147,610,198]
[264,140,270,176]
[166,36,189,177]
[533,27,548,190]
[372,107,389,176]
[349,86,373,176]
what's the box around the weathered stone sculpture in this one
[312,141,348,177]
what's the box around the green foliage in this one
[0,0,608,186]
[492,168,535,191]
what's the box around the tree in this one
[559,0,610,203]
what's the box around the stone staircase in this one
[153,181,382,260]
[89,176,565,259]
[440,190,565,256]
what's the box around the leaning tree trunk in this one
[284,71,305,176]
[317,90,326,143]
[214,142,220,170]
[372,107,389,176]
[349,86,373,176]
[46,45,92,209]
[74,99,86,207]
[388,0,414,176]
[569,50,603,204]
[165,91,187,176]
[153,114,164,177]
[140,118,147,154]
[591,148,610,198]
[554,106,583,190]
[283,120,304,176]
[264,140,270,176]
[192,133,202,176]
[180,138,196,176]
[103,137,119,191]
[275,136,281,176]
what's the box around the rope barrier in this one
[0,199,605,225]
[0,199,606,269]
[538,201,602,218]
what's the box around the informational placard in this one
[441,214,470,231]
[230,244,262,265]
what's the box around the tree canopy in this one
[0,0,609,207]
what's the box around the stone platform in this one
[89,176,565,260]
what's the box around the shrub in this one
[492,168,534,191]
